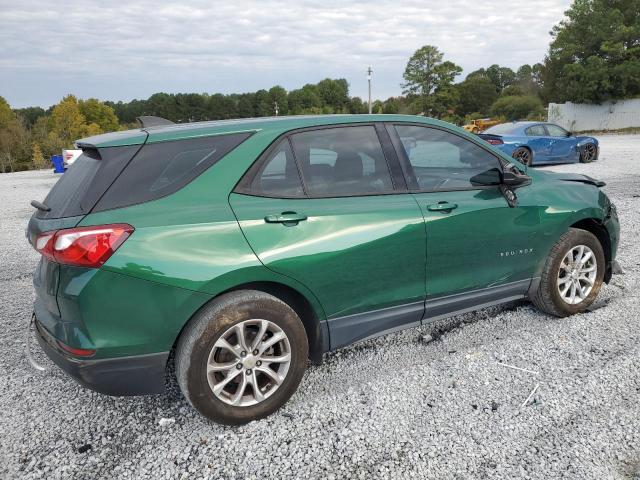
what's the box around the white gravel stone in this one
[0,134,639,479]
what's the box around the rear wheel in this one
[512,147,532,166]
[580,143,598,163]
[176,290,308,425]
[531,228,605,317]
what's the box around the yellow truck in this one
[463,118,500,134]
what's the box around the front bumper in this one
[33,316,169,396]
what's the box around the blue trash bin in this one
[51,155,65,174]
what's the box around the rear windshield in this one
[483,123,518,135]
[37,145,141,219]
[93,132,252,212]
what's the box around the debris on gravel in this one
[1,134,639,479]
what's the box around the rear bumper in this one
[34,316,169,396]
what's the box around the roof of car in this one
[76,114,455,148]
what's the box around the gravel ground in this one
[1,134,639,479]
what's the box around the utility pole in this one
[367,66,373,114]
[274,101,279,117]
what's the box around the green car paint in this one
[28,114,620,395]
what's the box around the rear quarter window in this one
[93,132,252,212]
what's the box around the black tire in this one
[512,147,532,166]
[531,228,605,317]
[580,143,598,163]
[176,290,308,425]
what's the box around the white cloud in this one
[0,0,570,107]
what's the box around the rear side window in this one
[248,140,304,197]
[525,125,546,136]
[290,126,394,197]
[94,132,252,212]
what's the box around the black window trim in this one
[233,122,410,200]
[385,122,509,194]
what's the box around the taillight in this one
[34,224,134,268]
[57,340,96,357]
[486,138,503,145]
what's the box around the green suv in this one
[27,115,620,424]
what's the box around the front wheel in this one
[580,143,598,163]
[531,228,605,317]
[176,290,308,425]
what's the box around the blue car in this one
[478,122,599,166]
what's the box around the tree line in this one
[1,0,637,173]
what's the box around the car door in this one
[524,124,553,163]
[388,123,543,319]
[545,124,578,162]
[229,124,427,349]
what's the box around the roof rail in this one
[136,116,175,128]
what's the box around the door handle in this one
[427,202,458,212]
[264,212,308,224]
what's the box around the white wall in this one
[548,99,640,132]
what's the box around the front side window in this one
[289,126,394,197]
[545,124,569,137]
[525,125,546,136]
[395,125,502,191]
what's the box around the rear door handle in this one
[427,202,458,212]
[264,212,308,224]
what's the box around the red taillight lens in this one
[57,340,96,357]
[487,138,503,145]
[34,224,134,268]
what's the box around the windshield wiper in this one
[30,200,51,212]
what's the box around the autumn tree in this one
[79,98,120,132]
[49,95,99,147]
[31,143,47,169]
[0,96,29,172]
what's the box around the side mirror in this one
[502,170,531,189]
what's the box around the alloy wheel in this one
[513,148,531,165]
[584,143,597,161]
[557,245,597,305]
[206,319,292,407]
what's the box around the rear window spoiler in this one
[136,116,175,128]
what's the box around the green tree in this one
[268,86,288,116]
[79,98,120,132]
[515,64,544,96]
[14,106,46,128]
[253,89,272,117]
[490,95,545,121]
[288,84,322,114]
[347,97,367,114]
[543,0,640,103]
[402,45,462,117]
[456,76,498,116]
[317,78,350,112]
[382,97,401,114]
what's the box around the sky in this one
[0,0,571,109]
